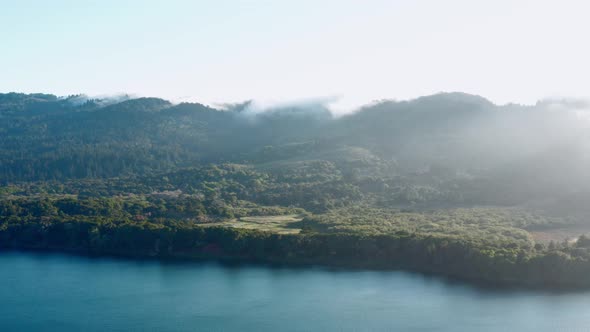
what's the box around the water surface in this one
[1,251,589,331]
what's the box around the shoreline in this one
[2,243,588,292]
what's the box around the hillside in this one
[2,91,590,287]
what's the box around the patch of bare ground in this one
[528,224,590,244]
[200,214,303,234]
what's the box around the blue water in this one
[1,252,590,331]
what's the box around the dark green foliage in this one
[3,211,590,287]
[3,92,590,288]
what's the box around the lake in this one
[1,251,589,331]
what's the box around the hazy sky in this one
[1,0,589,111]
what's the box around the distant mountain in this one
[1,91,589,207]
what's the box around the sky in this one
[1,0,589,112]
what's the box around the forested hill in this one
[4,91,590,287]
[2,92,590,207]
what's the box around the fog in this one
[211,92,590,208]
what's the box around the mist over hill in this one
[2,91,589,207]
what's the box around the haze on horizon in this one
[1,0,589,112]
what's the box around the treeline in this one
[2,163,368,213]
[1,189,589,287]
[3,215,590,288]
[0,194,303,224]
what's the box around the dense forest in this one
[2,92,590,287]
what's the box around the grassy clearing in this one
[202,214,303,234]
